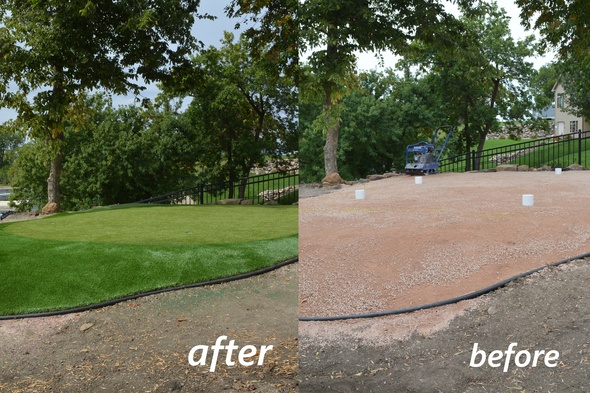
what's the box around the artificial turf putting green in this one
[0,205,298,316]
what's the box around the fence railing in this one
[439,131,590,173]
[138,168,299,206]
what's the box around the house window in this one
[557,94,565,109]
[570,120,578,133]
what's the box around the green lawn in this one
[442,137,590,172]
[0,205,298,316]
[482,138,531,149]
[513,140,590,168]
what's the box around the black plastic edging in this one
[0,256,298,321]
[299,252,590,322]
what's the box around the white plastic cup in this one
[522,194,534,206]
[555,168,562,175]
[415,176,423,185]
[355,189,365,200]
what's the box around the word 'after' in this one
[188,335,273,372]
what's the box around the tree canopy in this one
[183,33,297,197]
[516,0,590,57]
[0,0,201,211]
[393,1,538,170]
[299,0,461,178]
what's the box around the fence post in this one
[199,182,204,205]
[579,129,582,165]
[471,149,476,171]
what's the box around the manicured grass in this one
[442,138,590,172]
[483,138,531,149]
[513,140,590,168]
[0,205,297,316]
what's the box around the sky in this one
[0,0,241,123]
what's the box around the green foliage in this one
[181,33,297,192]
[8,141,51,211]
[276,190,298,205]
[557,57,590,120]
[225,0,298,79]
[0,0,201,208]
[531,62,560,111]
[9,95,201,211]
[516,0,590,57]
[299,0,459,176]
[403,2,538,169]
[300,70,448,182]
[0,122,24,184]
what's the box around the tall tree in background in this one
[299,0,460,178]
[184,33,297,198]
[0,121,24,184]
[405,2,537,170]
[0,0,201,212]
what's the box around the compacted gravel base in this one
[299,171,590,391]
[299,172,590,319]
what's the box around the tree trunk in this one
[474,133,487,170]
[45,133,64,212]
[323,83,339,176]
[464,100,472,172]
[465,133,472,172]
[473,78,501,171]
[238,174,249,199]
[44,67,65,213]
[322,34,340,177]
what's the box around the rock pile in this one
[250,159,298,175]
[258,185,298,202]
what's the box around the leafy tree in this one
[182,33,297,198]
[516,1,590,123]
[531,62,560,110]
[300,0,460,178]
[300,70,447,182]
[404,1,538,170]
[10,94,201,211]
[0,122,24,184]
[225,0,298,79]
[0,0,201,211]
[516,0,590,57]
[557,58,590,121]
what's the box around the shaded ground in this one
[300,257,590,392]
[0,264,298,392]
[299,172,590,391]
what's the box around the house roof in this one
[537,105,555,119]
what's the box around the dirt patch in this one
[299,172,590,391]
[0,264,298,393]
[0,212,49,223]
[300,258,590,391]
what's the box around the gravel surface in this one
[299,172,590,318]
[299,171,590,391]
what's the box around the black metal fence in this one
[138,168,299,206]
[439,130,590,173]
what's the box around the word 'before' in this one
[188,335,273,372]
[470,342,559,372]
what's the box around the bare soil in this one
[299,171,590,391]
[0,264,298,393]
